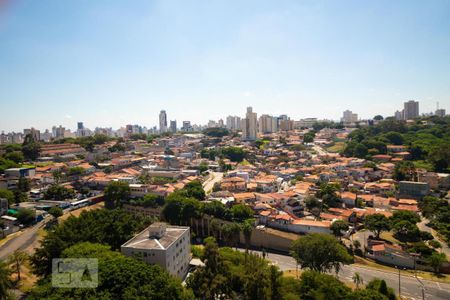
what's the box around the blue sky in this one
[1,0,449,132]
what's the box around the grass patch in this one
[239,159,251,166]
[413,160,434,171]
[326,142,346,153]
[379,231,401,244]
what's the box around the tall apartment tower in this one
[403,100,419,120]
[169,120,177,133]
[341,110,358,123]
[226,116,241,131]
[258,114,278,133]
[159,110,167,133]
[242,107,257,140]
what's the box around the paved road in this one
[241,249,450,300]
[312,144,328,157]
[202,172,224,194]
[417,218,450,259]
[0,220,47,260]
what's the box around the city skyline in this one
[1,0,450,131]
[0,99,446,134]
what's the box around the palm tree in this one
[242,220,253,254]
[8,250,28,283]
[352,272,363,289]
[0,260,12,299]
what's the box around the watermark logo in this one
[52,258,98,288]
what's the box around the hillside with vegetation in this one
[342,116,450,173]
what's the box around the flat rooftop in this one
[122,225,189,250]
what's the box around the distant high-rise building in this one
[242,107,257,140]
[181,121,192,132]
[218,119,224,128]
[207,120,217,128]
[169,120,177,133]
[53,125,65,139]
[279,119,294,131]
[77,122,84,130]
[259,114,278,133]
[23,127,40,142]
[435,108,446,117]
[226,116,241,131]
[403,100,419,120]
[394,110,404,121]
[341,110,358,123]
[159,110,167,133]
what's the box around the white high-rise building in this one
[258,114,278,133]
[226,116,241,131]
[403,100,419,120]
[242,107,257,140]
[341,110,358,123]
[159,110,167,133]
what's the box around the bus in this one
[70,199,90,210]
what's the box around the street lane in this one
[240,248,450,300]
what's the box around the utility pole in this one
[396,266,401,298]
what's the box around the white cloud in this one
[242,91,254,97]
[65,114,72,119]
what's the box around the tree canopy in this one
[290,233,352,273]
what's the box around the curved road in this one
[241,248,450,300]
[0,220,46,260]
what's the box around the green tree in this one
[392,220,420,242]
[4,151,24,164]
[221,146,246,162]
[231,204,253,221]
[393,161,417,181]
[44,184,75,201]
[298,270,352,299]
[428,252,447,274]
[330,220,349,240]
[48,206,63,220]
[31,209,150,277]
[390,210,420,225]
[0,260,12,300]
[29,242,188,300]
[16,208,35,226]
[0,189,14,206]
[364,214,391,239]
[373,115,384,121]
[186,237,231,300]
[22,135,41,161]
[242,220,253,254]
[8,250,28,282]
[384,132,404,145]
[303,133,315,144]
[305,196,320,210]
[352,272,363,289]
[428,143,450,172]
[104,181,130,209]
[221,223,241,247]
[291,233,352,273]
[17,177,31,192]
[366,279,396,300]
[183,180,206,200]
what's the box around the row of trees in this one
[187,236,396,300]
